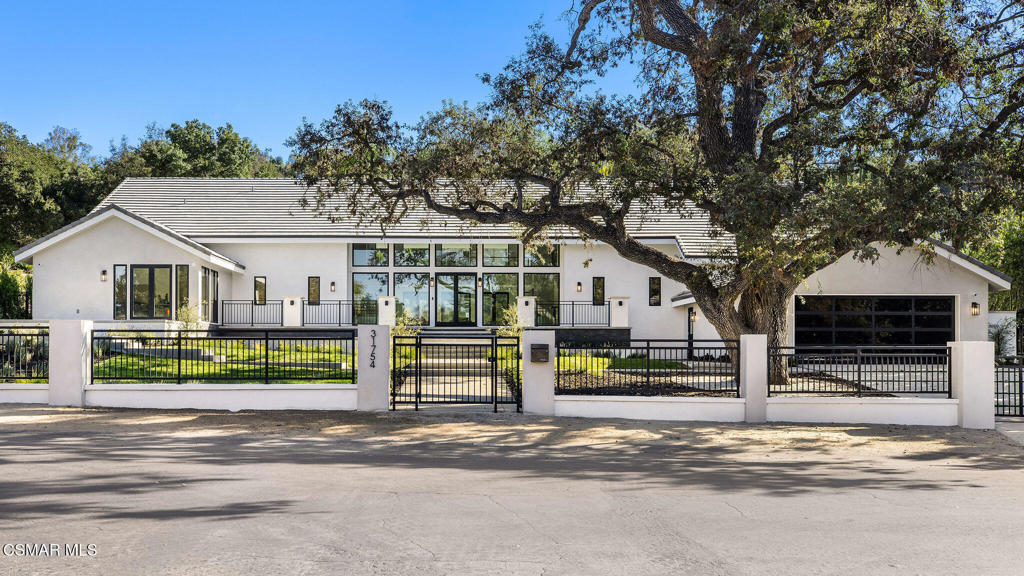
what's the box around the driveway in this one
[1,405,1023,575]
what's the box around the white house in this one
[13,178,1011,345]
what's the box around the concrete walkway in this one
[1,405,1023,575]
[996,417,1024,446]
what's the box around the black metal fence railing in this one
[301,300,379,326]
[391,334,521,411]
[0,327,48,382]
[220,300,284,326]
[536,301,611,327]
[555,339,739,397]
[91,330,356,384]
[996,356,1024,417]
[768,346,952,397]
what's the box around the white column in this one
[282,297,302,327]
[377,296,396,327]
[48,320,92,407]
[949,341,995,429]
[609,297,630,328]
[517,296,537,328]
[522,328,555,415]
[357,325,390,411]
[741,334,768,423]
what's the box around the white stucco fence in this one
[0,321,997,428]
[520,330,995,429]
[81,384,358,411]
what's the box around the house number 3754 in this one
[369,329,377,368]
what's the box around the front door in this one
[436,273,477,326]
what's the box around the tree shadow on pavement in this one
[0,405,1021,523]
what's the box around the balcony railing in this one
[536,301,610,327]
[220,300,284,326]
[302,300,379,326]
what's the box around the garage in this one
[794,296,955,347]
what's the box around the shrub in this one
[393,308,423,338]
[990,318,1016,357]
[0,271,24,319]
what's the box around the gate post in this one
[522,329,555,415]
[357,325,390,411]
[741,334,768,423]
[949,340,995,429]
[48,320,92,407]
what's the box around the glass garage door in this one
[795,296,955,347]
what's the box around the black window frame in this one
[523,272,560,326]
[434,243,478,267]
[113,264,127,320]
[524,244,560,267]
[352,272,389,303]
[648,277,662,306]
[175,264,189,314]
[592,277,606,306]
[352,243,389,267]
[794,295,956,348]
[254,276,267,305]
[482,243,519,267]
[308,276,321,305]
[393,243,430,267]
[129,264,173,320]
[481,272,519,326]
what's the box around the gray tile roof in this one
[15,204,244,268]
[95,178,731,250]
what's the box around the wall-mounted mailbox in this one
[530,343,549,363]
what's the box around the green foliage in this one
[990,318,1015,357]
[392,308,424,338]
[100,120,293,186]
[174,299,202,333]
[968,210,1024,311]
[2,119,293,282]
[495,305,523,339]
[0,270,26,319]
[291,2,1024,342]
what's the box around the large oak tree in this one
[290,1,1024,348]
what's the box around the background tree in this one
[291,1,1024,350]
[100,120,292,188]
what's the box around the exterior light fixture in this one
[429,275,435,288]
[688,308,697,323]
[971,301,980,316]
[100,269,108,282]
[329,281,336,292]
[477,276,483,288]
[576,282,582,292]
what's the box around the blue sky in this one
[1,0,636,158]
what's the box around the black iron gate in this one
[996,358,1024,417]
[391,334,522,412]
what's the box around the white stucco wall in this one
[30,217,235,322]
[561,243,688,339]
[673,243,995,344]
[204,242,351,302]
[793,244,991,342]
[989,311,1016,355]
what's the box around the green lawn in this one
[557,354,688,372]
[92,341,356,383]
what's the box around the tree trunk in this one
[691,276,797,387]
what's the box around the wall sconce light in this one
[971,301,980,317]
[429,275,435,288]
[576,282,583,292]
[477,276,483,288]
[100,269,108,282]
[329,281,336,292]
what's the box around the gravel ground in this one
[1,405,1023,575]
